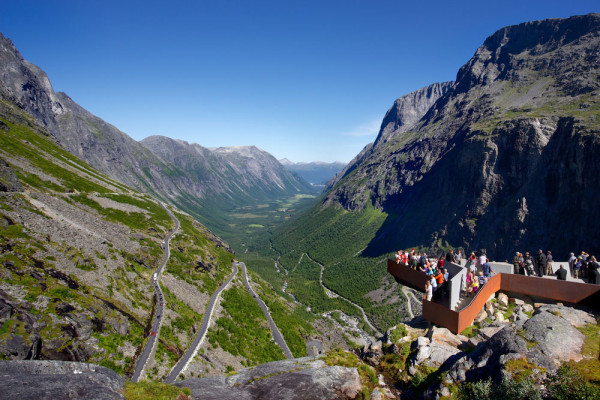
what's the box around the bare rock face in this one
[374,82,454,147]
[0,360,125,400]
[522,310,586,362]
[0,157,22,192]
[447,326,528,383]
[536,304,596,327]
[176,357,362,400]
[322,13,600,259]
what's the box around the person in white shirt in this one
[425,281,433,301]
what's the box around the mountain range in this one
[279,159,346,186]
[0,32,315,243]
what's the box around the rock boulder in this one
[177,357,362,400]
[523,311,585,362]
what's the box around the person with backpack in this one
[574,257,582,279]
[524,252,535,276]
[568,252,577,276]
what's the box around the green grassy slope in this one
[0,104,235,378]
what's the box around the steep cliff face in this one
[0,34,64,135]
[324,13,600,259]
[374,81,454,147]
[327,82,453,192]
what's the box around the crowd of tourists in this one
[511,249,556,277]
[511,249,600,283]
[395,247,600,303]
[463,252,496,297]
[395,249,463,301]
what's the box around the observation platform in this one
[388,259,600,334]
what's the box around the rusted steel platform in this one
[388,259,600,334]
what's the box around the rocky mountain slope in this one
[0,95,240,379]
[0,31,315,242]
[140,136,313,207]
[324,13,600,260]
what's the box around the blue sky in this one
[1,1,598,163]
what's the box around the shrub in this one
[545,364,600,400]
[457,376,541,400]
[389,324,408,343]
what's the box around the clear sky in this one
[1,1,598,163]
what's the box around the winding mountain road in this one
[164,262,238,383]
[402,287,415,319]
[305,253,381,337]
[240,262,293,359]
[131,204,179,382]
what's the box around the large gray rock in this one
[0,360,125,400]
[176,357,362,400]
[447,326,527,383]
[536,304,596,328]
[414,346,432,365]
[523,311,585,362]
[425,342,462,368]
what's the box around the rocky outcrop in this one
[0,360,125,400]
[322,13,600,259]
[176,357,362,400]
[374,82,453,147]
[389,294,597,389]
[0,157,22,192]
[522,309,586,362]
[0,34,64,137]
